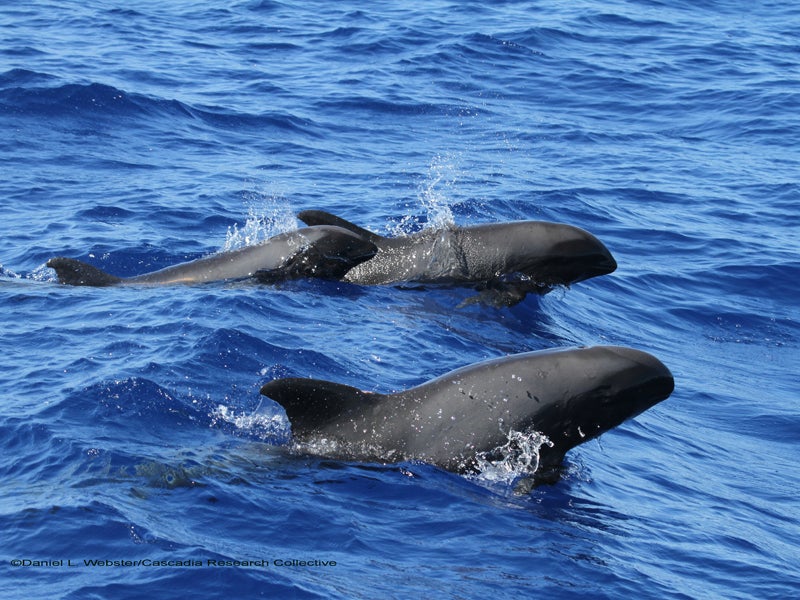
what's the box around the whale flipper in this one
[297,210,384,245]
[260,378,383,432]
[47,257,123,286]
[459,278,553,307]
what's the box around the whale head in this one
[526,346,674,480]
[498,221,617,286]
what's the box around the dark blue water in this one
[2,1,798,598]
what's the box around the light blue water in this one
[1,1,798,598]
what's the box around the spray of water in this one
[0,264,20,279]
[222,190,296,252]
[209,402,289,442]
[472,428,554,486]
[389,153,462,236]
[419,153,460,229]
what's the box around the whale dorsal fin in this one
[254,227,377,283]
[297,210,384,245]
[47,257,123,286]
[260,377,383,432]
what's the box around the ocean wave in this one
[0,71,315,137]
[2,1,799,598]
[0,76,185,119]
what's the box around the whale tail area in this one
[47,257,123,286]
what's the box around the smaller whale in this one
[260,346,674,486]
[297,210,617,306]
[47,225,377,287]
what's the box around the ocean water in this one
[1,1,798,598]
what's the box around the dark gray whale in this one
[260,346,674,485]
[47,225,377,287]
[297,210,617,305]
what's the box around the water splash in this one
[209,403,289,443]
[29,263,59,282]
[418,153,461,229]
[0,264,20,279]
[2,262,58,283]
[472,428,554,486]
[390,153,461,236]
[221,190,296,251]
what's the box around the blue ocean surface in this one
[1,1,798,598]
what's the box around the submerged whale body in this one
[297,210,617,306]
[47,225,377,286]
[260,345,674,486]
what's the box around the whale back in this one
[296,210,616,292]
[47,225,377,286]
[260,346,674,477]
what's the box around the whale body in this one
[297,210,617,305]
[47,225,377,287]
[260,345,674,485]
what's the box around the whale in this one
[260,345,674,486]
[47,225,378,287]
[297,210,617,306]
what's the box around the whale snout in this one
[605,345,675,407]
[538,233,617,285]
[572,232,617,279]
[607,346,673,383]
[595,244,617,275]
